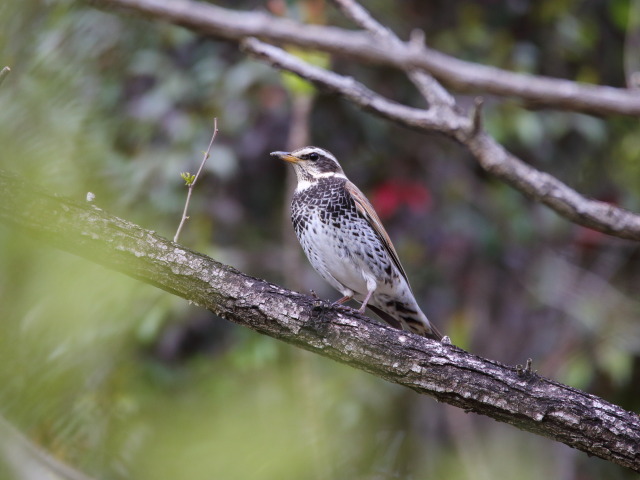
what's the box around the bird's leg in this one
[332,288,355,306]
[358,289,375,313]
[333,295,352,305]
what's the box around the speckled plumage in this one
[271,146,442,340]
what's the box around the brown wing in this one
[345,181,410,286]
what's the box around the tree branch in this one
[242,38,640,240]
[1,170,639,472]
[90,0,640,116]
[330,0,455,109]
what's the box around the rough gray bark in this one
[1,169,639,473]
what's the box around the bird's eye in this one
[308,153,319,161]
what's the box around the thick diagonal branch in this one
[90,0,640,116]
[1,170,639,472]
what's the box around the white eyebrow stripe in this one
[291,146,338,163]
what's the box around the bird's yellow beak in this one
[270,151,299,163]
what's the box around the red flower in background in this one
[371,179,432,219]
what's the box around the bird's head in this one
[271,146,345,186]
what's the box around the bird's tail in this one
[368,305,443,341]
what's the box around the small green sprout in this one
[180,172,196,186]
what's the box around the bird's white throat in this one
[295,172,347,192]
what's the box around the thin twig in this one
[407,30,456,108]
[330,0,390,39]
[174,118,218,243]
[0,67,11,87]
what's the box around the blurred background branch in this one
[330,0,455,108]
[91,0,640,116]
[89,0,640,241]
[0,168,639,473]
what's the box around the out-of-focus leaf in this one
[280,48,330,96]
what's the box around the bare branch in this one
[242,38,640,240]
[330,0,390,40]
[90,0,640,116]
[330,0,455,108]
[406,30,457,108]
[242,38,461,133]
[1,169,639,473]
[174,118,218,243]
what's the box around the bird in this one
[271,146,442,341]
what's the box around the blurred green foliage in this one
[281,49,330,97]
[1,0,639,479]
